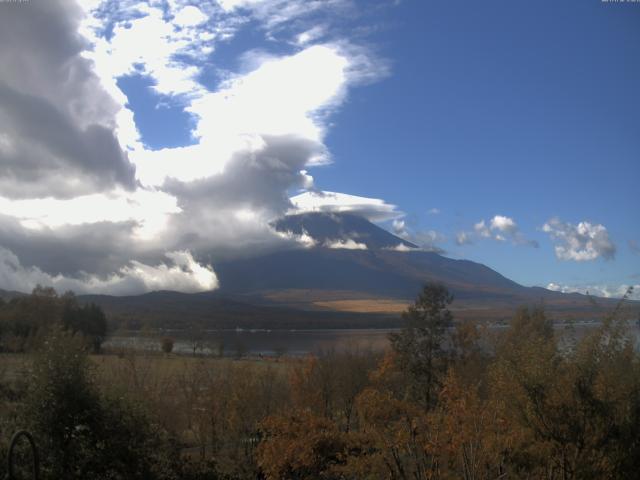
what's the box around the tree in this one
[161,337,174,355]
[257,410,347,480]
[22,326,185,480]
[389,283,453,409]
[61,293,108,353]
[0,287,108,353]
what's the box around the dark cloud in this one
[0,0,135,199]
[0,214,142,277]
[160,135,325,260]
[0,84,135,198]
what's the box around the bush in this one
[161,337,174,355]
[22,327,175,479]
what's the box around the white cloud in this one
[290,191,403,222]
[389,218,444,252]
[173,6,208,27]
[546,282,639,301]
[490,215,518,235]
[385,243,418,252]
[184,43,349,160]
[324,238,367,250]
[427,208,440,215]
[82,2,208,101]
[275,229,317,249]
[455,231,473,246]
[0,247,217,296]
[543,218,616,261]
[296,25,328,45]
[392,219,408,237]
[474,220,491,238]
[473,215,538,247]
[0,189,179,241]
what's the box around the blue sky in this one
[0,0,638,296]
[316,0,640,290]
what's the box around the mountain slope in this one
[222,212,528,299]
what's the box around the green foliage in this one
[161,337,175,355]
[61,296,108,353]
[0,286,107,352]
[20,326,204,480]
[389,283,453,408]
[24,326,101,478]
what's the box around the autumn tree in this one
[257,410,347,480]
[489,305,640,479]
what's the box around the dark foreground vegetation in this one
[1,285,639,479]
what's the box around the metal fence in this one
[4,431,38,480]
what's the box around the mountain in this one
[0,288,26,301]
[225,211,528,299]
[273,212,418,250]
[77,212,635,329]
[214,212,621,318]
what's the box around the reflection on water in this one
[104,322,640,357]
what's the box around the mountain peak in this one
[273,212,418,251]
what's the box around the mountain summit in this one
[273,212,418,250]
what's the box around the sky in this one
[0,0,638,298]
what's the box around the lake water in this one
[104,322,640,357]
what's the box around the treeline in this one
[0,286,107,353]
[0,284,639,479]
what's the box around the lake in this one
[104,321,640,357]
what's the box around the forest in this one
[0,284,639,479]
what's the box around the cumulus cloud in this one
[427,208,440,215]
[490,215,518,235]
[473,215,538,247]
[389,218,445,253]
[0,247,217,296]
[542,218,616,261]
[546,282,639,301]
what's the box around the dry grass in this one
[313,298,409,313]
